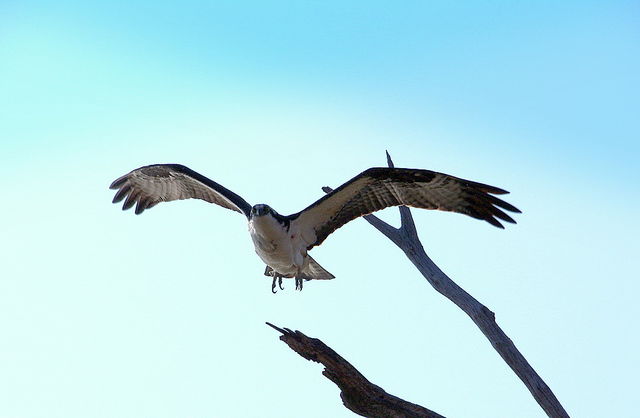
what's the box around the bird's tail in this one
[263,256,335,281]
[299,256,335,281]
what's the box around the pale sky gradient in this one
[1,1,639,417]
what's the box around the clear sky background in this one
[1,1,639,417]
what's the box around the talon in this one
[271,277,278,294]
[278,277,284,290]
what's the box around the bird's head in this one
[251,204,273,218]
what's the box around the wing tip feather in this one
[109,176,128,190]
[111,186,130,204]
[487,217,505,229]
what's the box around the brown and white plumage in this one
[291,167,520,250]
[110,164,251,216]
[109,163,520,291]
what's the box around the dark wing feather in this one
[109,164,252,217]
[289,167,521,249]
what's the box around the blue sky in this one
[1,1,639,417]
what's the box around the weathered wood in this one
[266,322,445,418]
[353,152,569,418]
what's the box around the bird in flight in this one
[109,163,520,292]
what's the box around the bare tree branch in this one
[344,152,569,418]
[266,322,445,418]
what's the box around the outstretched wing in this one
[289,167,521,249]
[109,164,252,217]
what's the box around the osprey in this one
[109,164,520,292]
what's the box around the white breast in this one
[248,215,306,275]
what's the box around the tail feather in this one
[300,256,335,281]
[263,256,335,281]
